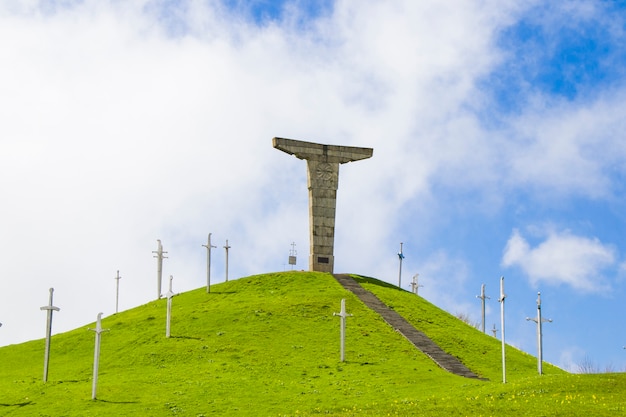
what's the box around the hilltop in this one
[0,272,624,416]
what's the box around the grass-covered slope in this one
[0,272,625,416]
[353,275,563,382]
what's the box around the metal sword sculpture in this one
[224,240,231,282]
[165,275,177,338]
[333,298,353,362]
[526,292,552,375]
[88,312,109,400]
[202,233,217,293]
[498,276,507,384]
[152,239,168,299]
[397,242,405,288]
[114,270,122,314]
[40,287,60,383]
[476,284,490,333]
[410,273,423,295]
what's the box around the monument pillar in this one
[273,137,373,273]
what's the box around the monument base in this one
[311,254,334,273]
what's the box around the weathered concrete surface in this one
[333,274,484,380]
[273,137,373,273]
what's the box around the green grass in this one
[1,271,625,416]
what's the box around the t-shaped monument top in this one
[273,137,373,273]
[272,137,373,164]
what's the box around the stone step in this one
[333,274,484,380]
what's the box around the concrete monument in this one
[273,137,373,273]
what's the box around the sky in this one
[1,0,626,373]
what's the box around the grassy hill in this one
[0,271,625,416]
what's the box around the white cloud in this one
[482,1,626,201]
[0,0,522,346]
[499,93,626,200]
[501,228,615,292]
[0,0,626,365]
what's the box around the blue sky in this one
[1,0,626,373]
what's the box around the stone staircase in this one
[333,274,483,380]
